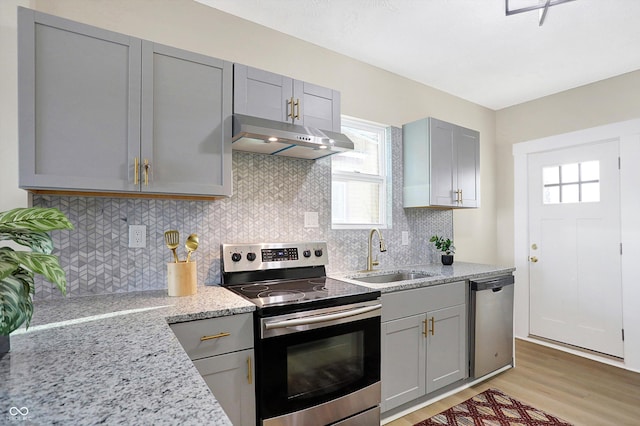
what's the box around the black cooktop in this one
[225,277,379,316]
[221,242,379,316]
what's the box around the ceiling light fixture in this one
[505,0,577,26]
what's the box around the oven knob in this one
[314,249,323,257]
[246,252,257,261]
[231,252,242,262]
[303,250,311,258]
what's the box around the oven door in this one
[257,301,381,425]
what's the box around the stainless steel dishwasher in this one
[470,274,515,378]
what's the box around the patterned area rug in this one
[414,388,573,426]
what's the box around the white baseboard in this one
[520,336,639,374]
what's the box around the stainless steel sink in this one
[353,271,433,284]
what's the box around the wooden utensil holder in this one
[167,261,197,297]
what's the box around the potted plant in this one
[429,235,455,265]
[0,207,73,357]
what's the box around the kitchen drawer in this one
[382,280,466,322]
[170,313,253,360]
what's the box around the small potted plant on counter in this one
[430,235,455,265]
[0,207,73,358]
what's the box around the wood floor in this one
[387,338,640,426]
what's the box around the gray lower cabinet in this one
[170,313,255,426]
[381,281,468,412]
[234,64,341,132]
[381,314,427,410]
[193,349,255,426]
[425,304,467,394]
[18,8,232,197]
[403,117,480,208]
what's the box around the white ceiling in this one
[196,0,640,110]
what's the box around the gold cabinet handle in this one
[458,189,463,204]
[454,189,461,203]
[287,97,293,120]
[422,319,428,337]
[134,157,139,185]
[143,159,150,186]
[430,317,435,335]
[200,332,230,341]
[294,98,300,120]
[530,256,539,263]
[247,356,252,385]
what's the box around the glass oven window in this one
[287,331,364,401]
[257,315,380,420]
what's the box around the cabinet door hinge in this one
[622,329,625,342]
[618,156,621,170]
[620,243,623,255]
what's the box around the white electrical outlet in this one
[304,212,319,228]
[129,225,146,248]
[402,231,409,246]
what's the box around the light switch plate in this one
[304,212,319,228]
[402,231,409,246]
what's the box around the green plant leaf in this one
[0,255,20,282]
[0,249,66,295]
[0,268,34,335]
[0,207,73,233]
[0,231,54,254]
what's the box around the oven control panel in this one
[222,242,328,273]
[262,247,299,262]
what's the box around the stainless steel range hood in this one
[231,114,354,160]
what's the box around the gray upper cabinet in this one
[141,43,232,196]
[403,117,480,208]
[18,8,141,192]
[234,64,341,132]
[18,8,232,197]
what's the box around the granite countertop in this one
[0,286,254,425]
[1,261,513,425]
[330,261,515,293]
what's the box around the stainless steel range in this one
[222,242,381,426]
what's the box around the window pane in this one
[563,184,579,203]
[561,163,579,183]
[332,180,380,224]
[581,161,599,181]
[581,182,600,202]
[332,127,380,175]
[543,166,560,185]
[543,186,559,204]
[331,181,346,222]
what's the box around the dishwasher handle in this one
[470,275,514,291]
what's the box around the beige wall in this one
[1,0,498,263]
[495,70,640,266]
[0,1,30,211]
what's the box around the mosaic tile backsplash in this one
[32,127,452,299]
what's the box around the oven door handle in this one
[264,303,382,330]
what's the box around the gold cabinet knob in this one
[530,256,538,263]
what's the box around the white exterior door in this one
[528,140,623,358]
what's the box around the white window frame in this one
[331,116,389,230]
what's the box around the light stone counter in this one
[0,286,254,425]
[330,261,515,293]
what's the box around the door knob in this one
[530,256,538,263]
